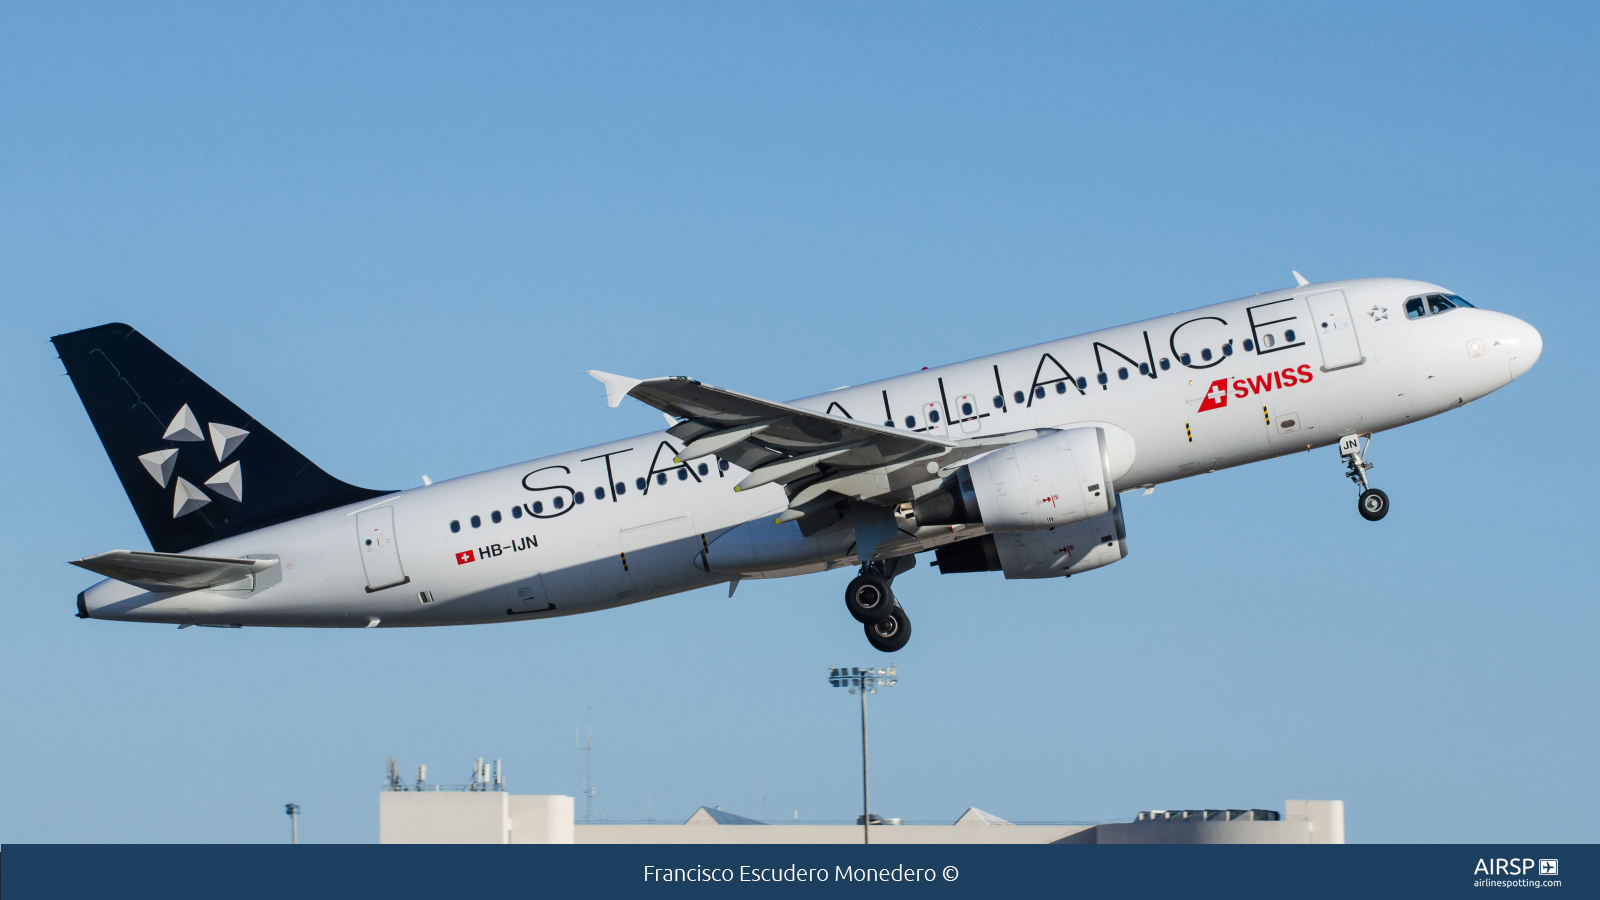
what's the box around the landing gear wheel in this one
[864,606,911,652]
[1358,488,1389,521]
[845,573,896,624]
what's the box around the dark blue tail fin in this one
[52,323,392,553]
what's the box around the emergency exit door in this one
[1306,290,1365,371]
[357,506,409,592]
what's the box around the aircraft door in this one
[356,506,409,591]
[954,394,982,434]
[921,402,947,436]
[1307,290,1365,371]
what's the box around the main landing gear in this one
[846,560,912,652]
[1341,433,1389,522]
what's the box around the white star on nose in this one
[1368,305,1388,321]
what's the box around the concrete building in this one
[378,794,1344,845]
[379,791,573,844]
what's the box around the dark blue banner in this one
[2,844,1592,898]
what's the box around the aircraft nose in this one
[1501,314,1542,381]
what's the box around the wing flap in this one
[71,549,277,591]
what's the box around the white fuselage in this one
[80,278,1540,627]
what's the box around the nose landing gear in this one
[846,558,913,651]
[1341,433,1389,521]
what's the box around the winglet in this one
[1292,270,1310,287]
[586,370,644,408]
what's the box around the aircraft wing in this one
[70,549,277,591]
[588,371,957,507]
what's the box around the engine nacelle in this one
[930,505,1127,579]
[913,425,1133,532]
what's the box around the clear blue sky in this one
[2,2,1595,843]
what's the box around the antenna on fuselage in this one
[1292,270,1310,287]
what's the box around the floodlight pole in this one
[285,803,300,844]
[859,682,870,845]
[828,665,896,845]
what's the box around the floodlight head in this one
[285,803,299,816]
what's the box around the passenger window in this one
[615,482,626,495]
[1118,367,1129,380]
[1285,329,1296,342]
[1013,391,1025,404]
[654,472,665,485]
[719,460,729,472]
[1097,372,1108,385]
[1263,333,1277,347]
[677,469,688,481]
[1180,353,1191,365]
[1076,377,1087,389]
[553,496,565,508]
[992,395,1003,409]
[531,501,543,514]
[595,487,605,499]
[1201,348,1212,361]
[1035,386,1046,399]
[1243,339,1254,352]
[450,520,460,533]
[928,410,940,423]
[470,515,481,528]
[635,477,647,490]
[1055,382,1067,394]
[1222,342,1233,356]
[1139,362,1150,375]
[1159,358,1170,370]
[961,401,973,416]
[904,415,916,428]
[574,492,585,504]
[697,463,709,476]
[491,510,502,523]
[512,506,523,519]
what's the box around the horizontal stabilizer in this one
[70,549,277,591]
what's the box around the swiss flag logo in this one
[455,550,476,565]
[1197,378,1230,412]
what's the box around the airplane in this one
[55,275,1540,651]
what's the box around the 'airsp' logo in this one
[136,403,251,519]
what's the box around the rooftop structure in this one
[379,791,1344,845]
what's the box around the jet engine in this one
[930,505,1128,579]
[912,425,1134,532]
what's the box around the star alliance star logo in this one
[136,404,251,518]
[1367,304,1388,322]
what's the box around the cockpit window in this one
[1425,293,1476,314]
[1407,292,1477,319]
